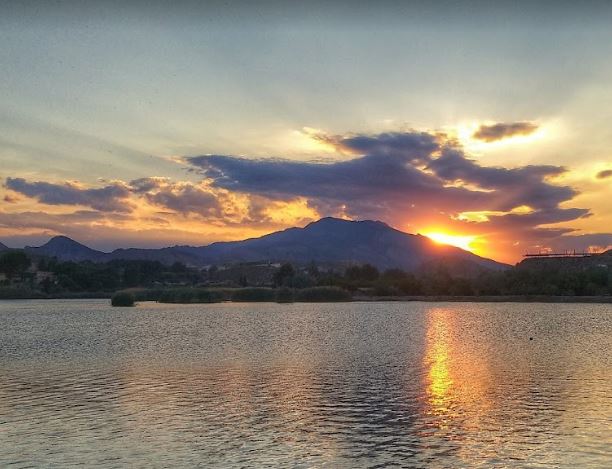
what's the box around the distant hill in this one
[25,236,106,262]
[0,242,8,251]
[16,218,509,273]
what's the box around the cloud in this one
[4,177,132,212]
[129,177,223,217]
[188,130,586,226]
[316,131,440,161]
[548,233,612,253]
[472,121,538,142]
[4,176,228,219]
[3,194,19,203]
[427,148,576,210]
[596,169,612,179]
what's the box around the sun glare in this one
[424,232,477,252]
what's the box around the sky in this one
[1,1,612,264]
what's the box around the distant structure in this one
[524,249,592,259]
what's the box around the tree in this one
[238,274,248,287]
[345,264,379,283]
[273,263,295,287]
[0,251,31,280]
[307,261,320,279]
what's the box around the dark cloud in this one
[318,131,440,162]
[189,152,490,217]
[5,177,131,212]
[4,176,227,219]
[484,207,590,230]
[596,169,612,179]
[427,148,573,210]
[188,131,587,232]
[549,233,612,252]
[472,121,538,142]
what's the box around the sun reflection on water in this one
[424,309,455,417]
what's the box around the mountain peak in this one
[305,216,348,227]
[25,235,105,262]
[305,217,391,230]
[43,235,87,248]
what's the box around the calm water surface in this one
[0,300,610,468]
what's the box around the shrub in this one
[111,291,135,307]
[295,286,351,302]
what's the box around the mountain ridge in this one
[16,218,510,272]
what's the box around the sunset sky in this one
[1,1,612,264]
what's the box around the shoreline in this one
[353,295,612,303]
[1,294,611,304]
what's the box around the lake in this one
[0,300,610,468]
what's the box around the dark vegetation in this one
[111,291,135,307]
[0,251,31,280]
[0,249,611,302]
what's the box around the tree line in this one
[1,249,610,297]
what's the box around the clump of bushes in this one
[295,286,352,302]
[111,291,135,307]
[275,287,294,303]
[231,288,276,302]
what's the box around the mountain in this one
[187,217,508,271]
[0,242,8,251]
[25,236,106,262]
[14,218,508,273]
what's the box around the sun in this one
[423,232,477,252]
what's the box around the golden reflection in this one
[422,307,503,464]
[424,309,454,417]
[423,308,495,425]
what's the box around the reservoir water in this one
[0,300,610,467]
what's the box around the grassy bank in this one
[2,286,611,303]
[153,286,351,303]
